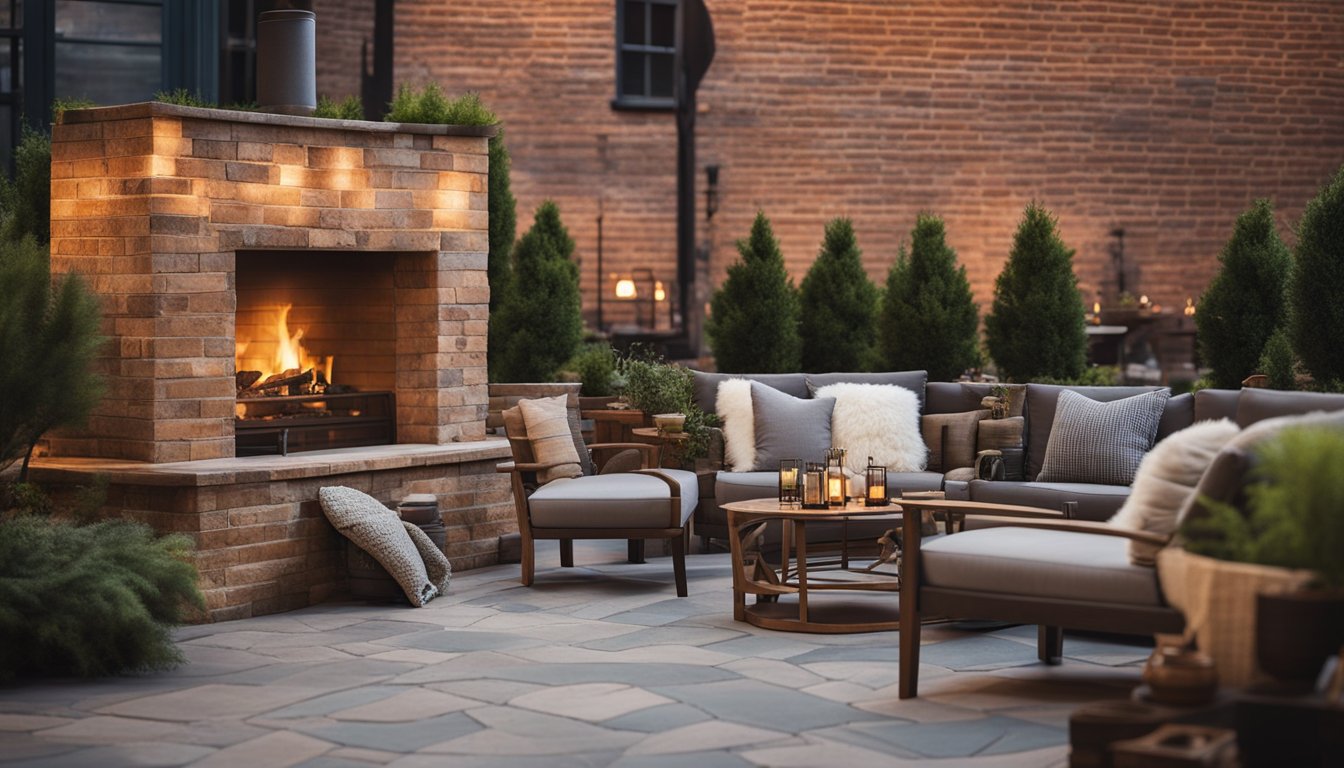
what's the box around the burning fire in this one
[239,304,334,386]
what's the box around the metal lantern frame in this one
[778,458,802,507]
[865,456,889,507]
[802,462,828,509]
[825,447,847,508]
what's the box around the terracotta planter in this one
[1256,590,1344,687]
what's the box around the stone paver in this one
[0,539,1151,766]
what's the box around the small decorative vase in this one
[1142,646,1218,706]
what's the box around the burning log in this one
[236,370,262,390]
[256,368,313,393]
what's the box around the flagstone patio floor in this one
[0,540,1152,767]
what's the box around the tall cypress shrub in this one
[707,212,801,373]
[491,201,583,382]
[486,130,517,382]
[1195,199,1292,389]
[878,214,980,381]
[984,203,1087,382]
[1289,164,1344,387]
[798,218,880,372]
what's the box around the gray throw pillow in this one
[751,381,834,470]
[1037,389,1171,486]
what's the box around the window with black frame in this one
[614,0,677,109]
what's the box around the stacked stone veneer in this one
[48,102,492,463]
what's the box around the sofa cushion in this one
[1025,384,1173,480]
[922,527,1163,606]
[751,381,835,470]
[518,395,585,484]
[319,486,445,607]
[1234,387,1344,428]
[813,382,924,472]
[1193,388,1240,423]
[966,479,1130,522]
[1038,389,1170,486]
[806,370,928,409]
[1110,418,1238,566]
[691,370,807,414]
[717,378,756,472]
[921,410,986,472]
[529,469,698,529]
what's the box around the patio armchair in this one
[896,498,1185,699]
[497,398,699,596]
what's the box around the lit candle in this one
[828,476,844,502]
[868,484,885,500]
[780,467,797,491]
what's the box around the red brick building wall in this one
[324,1,1344,341]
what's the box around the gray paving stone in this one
[915,635,1051,672]
[4,742,214,768]
[264,686,407,719]
[578,625,746,651]
[384,628,545,653]
[834,715,1064,759]
[700,634,823,660]
[611,752,756,768]
[387,754,619,768]
[290,712,481,752]
[490,662,740,687]
[600,702,712,733]
[650,679,887,733]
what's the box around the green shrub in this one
[1259,327,1297,390]
[1289,164,1344,387]
[0,515,203,680]
[984,203,1087,382]
[486,131,518,381]
[1195,199,1292,390]
[568,342,619,398]
[878,214,980,381]
[0,129,53,245]
[1182,426,1344,589]
[154,88,213,108]
[799,218,880,372]
[385,84,496,126]
[0,237,105,480]
[491,201,583,382]
[314,95,364,120]
[51,97,96,125]
[1034,365,1120,387]
[618,353,718,460]
[707,212,801,373]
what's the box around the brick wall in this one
[342,0,1344,335]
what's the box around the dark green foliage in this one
[385,85,497,126]
[0,237,105,480]
[1259,327,1297,390]
[1034,365,1121,387]
[491,201,583,382]
[618,353,719,461]
[1195,199,1292,389]
[51,97,97,125]
[1289,164,1344,386]
[0,129,53,244]
[1182,426,1344,589]
[0,515,203,680]
[486,131,518,382]
[154,88,213,108]
[984,203,1087,382]
[879,214,980,381]
[707,212,801,373]
[314,95,365,120]
[568,342,619,397]
[798,218,880,372]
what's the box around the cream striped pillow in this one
[518,395,584,484]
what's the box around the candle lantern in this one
[778,459,802,507]
[865,457,889,507]
[802,462,827,509]
[825,448,847,507]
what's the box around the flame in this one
[247,304,333,385]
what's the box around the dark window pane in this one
[55,1,162,44]
[621,51,645,97]
[650,53,673,98]
[650,3,675,48]
[0,40,11,92]
[55,41,161,104]
[623,1,645,46]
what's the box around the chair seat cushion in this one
[921,527,1162,606]
[530,469,698,529]
[966,479,1130,521]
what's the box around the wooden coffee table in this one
[723,497,911,633]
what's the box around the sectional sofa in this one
[688,369,1344,546]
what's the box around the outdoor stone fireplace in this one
[36,103,513,620]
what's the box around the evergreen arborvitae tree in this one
[984,203,1087,382]
[878,214,980,381]
[798,218,880,372]
[1195,199,1292,389]
[0,129,52,245]
[486,130,517,382]
[490,201,583,382]
[1289,164,1344,387]
[707,212,801,373]
[0,237,104,480]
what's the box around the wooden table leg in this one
[796,520,808,625]
[727,508,746,622]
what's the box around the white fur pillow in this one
[813,383,925,473]
[717,379,756,472]
[1110,418,1238,565]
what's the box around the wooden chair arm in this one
[896,499,1067,520]
[634,468,685,528]
[957,515,1173,546]
[495,460,572,474]
[588,442,659,454]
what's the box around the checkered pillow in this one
[1036,389,1170,485]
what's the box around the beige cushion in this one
[922,527,1163,606]
[978,416,1024,452]
[1110,419,1237,566]
[528,469,698,529]
[717,378,756,472]
[519,395,584,484]
[921,410,986,472]
[319,486,445,607]
[813,382,925,472]
[502,405,535,464]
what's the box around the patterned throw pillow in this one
[319,486,447,607]
[1037,389,1171,486]
[518,395,584,484]
[750,381,835,470]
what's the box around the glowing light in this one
[257,304,333,384]
[653,280,666,302]
[615,278,637,299]
[1184,297,1196,317]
